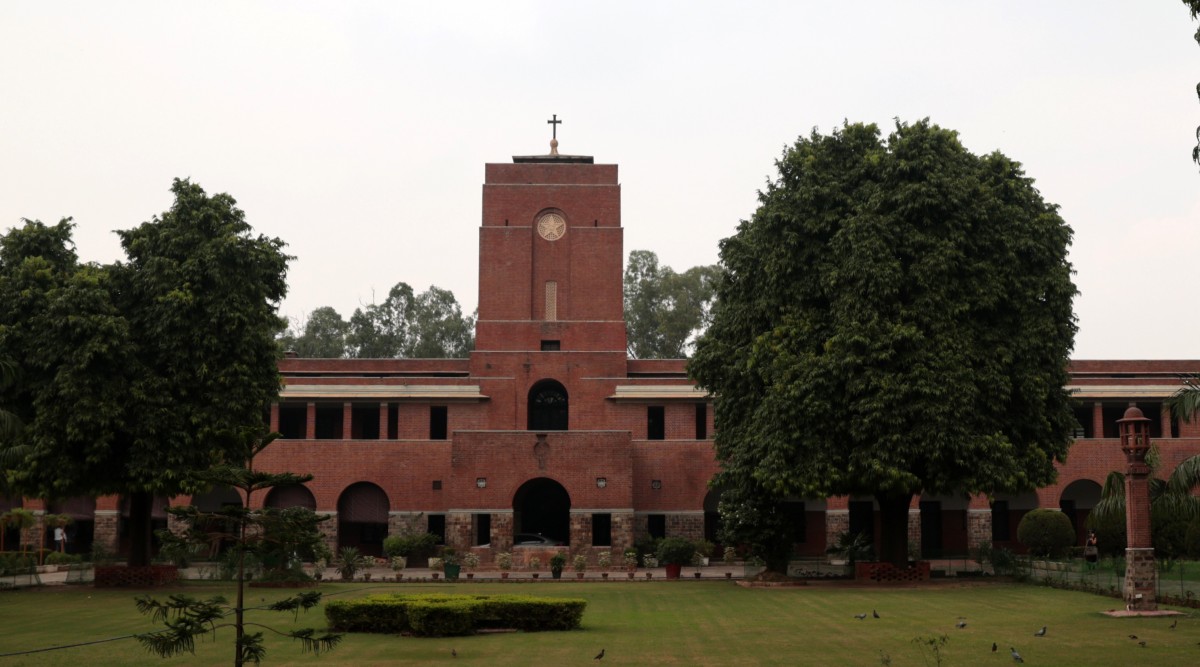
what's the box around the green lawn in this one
[1,580,1198,666]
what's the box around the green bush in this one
[1152,507,1192,560]
[325,593,586,637]
[1085,509,1126,557]
[656,537,697,566]
[43,552,83,566]
[0,551,37,575]
[1016,509,1075,558]
[382,532,438,560]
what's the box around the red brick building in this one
[6,146,1200,564]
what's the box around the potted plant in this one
[624,548,638,579]
[549,551,567,579]
[723,546,737,578]
[312,557,327,581]
[462,551,480,579]
[335,546,366,582]
[643,554,658,578]
[441,548,460,580]
[597,550,612,579]
[528,555,541,579]
[573,553,588,579]
[390,555,406,581]
[497,551,513,579]
[691,551,705,578]
[694,539,715,566]
[428,556,443,580]
[655,537,696,579]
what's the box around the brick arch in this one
[528,379,568,431]
[1059,478,1104,542]
[512,477,571,545]
[337,482,390,556]
[264,484,317,510]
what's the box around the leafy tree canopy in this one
[690,120,1077,567]
[1186,1,1200,167]
[0,180,290,565]
[624,250,718,359]
[279,283,475,359]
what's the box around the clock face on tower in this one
[536,212,566,241]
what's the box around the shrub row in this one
[325,593,586,637]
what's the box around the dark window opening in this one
[428,514,447,544]
[430,406,448,440]
[474,513,491,546]
[528,380,568,430]
[387,403,399,440]
[592,513,612,546]
[1059,499,1077,533]
[991,500,1010,541]
[695,403,707,440]
[351,403,380,439]
[314,404,343,439]
[647,514,666,539]
[647,406,665,440]
[782,501,806,543]
[360,522,387,544]
[432,480,442,491]
[540,340,561,351]
[278,403,307,439]
[1071,404,1092,438]
[848,501,874,543]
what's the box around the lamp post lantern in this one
[1118,405,1156,611]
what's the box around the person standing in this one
[1084,530,1099,570]
[54,524,67,553]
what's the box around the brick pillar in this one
[825,509,850,555]
[446,512,473,553]
[25,510,46,553]
[966,509,992,555]
[379,403,389,440]
[342,402,352,440]
[490,511,514,555]
[1092,402,1104,438]
[94,510,119,556]
[269,403,280,433]
[1161,407,1173,439]
[611,511,635,554]
[908,509,922,560]
[570,511,592,549]
[319,511,339,555]
[306,402,316,440]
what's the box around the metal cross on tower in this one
[547,114,562,140]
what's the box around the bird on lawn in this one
[1128,635,1138,640]
[451,648,457,658]
[594,648,605,660]
[955,620,967,629]
[1170,619,1178,629]
[873,609,880,619]
[1138,640,1147,648]
[1010,647,1024,663]
[1034,625,1047,637]
[992,642,998,653]
[855,613,868,620]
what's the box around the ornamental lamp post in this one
[1117,405,1156,611]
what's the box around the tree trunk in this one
[127,490,153,567]
[875,492,913,568]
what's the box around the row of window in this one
[276,401,709,440]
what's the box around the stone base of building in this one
[855,561,931,583]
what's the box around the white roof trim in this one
[1067,385,1180,399]
[609,385,710,401]
[281,384,487,401]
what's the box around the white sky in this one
[2,1,1197,360]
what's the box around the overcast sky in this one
[2,1,1197,359]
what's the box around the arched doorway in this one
[1060,479,1103,545]
[991,490,1039,552]
[513,477,570,544]
[45,497,96,555]
[703,489,722,547]
[337,482,389,556]
[191,485,244,558]
[528,380,568,431]
[118,494,171,558]
[264,485,317,510]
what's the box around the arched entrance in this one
[337,482,389,556]
[118,494,171,558]
[264,485,317,510]
[991,490,1039,551]
[513,477,570,544]
[703,489,722,547]
[1060,479,1103,544]
[528,380,568,431]
[191,485,244,558]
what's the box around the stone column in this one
[318,511,338,556]
[611,511,635,554]
[666,511,704,541]
[966,509,992,556]
[569,511,593,551]
[825,509,850,556]
[94,510,120,556]
[490,511,514,556]
[1119,406,1156,611]
[908,509,922,560]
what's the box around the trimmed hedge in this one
[1017,509,1075,558]
[325,593,587,637]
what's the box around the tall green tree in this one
[0,180,291,566]
[279,307,351,358]
[690,120,1078,570]
[1186,1,1200,168]
[624,250,719,359]
[343,282,473,358]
